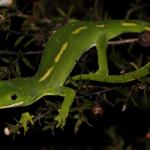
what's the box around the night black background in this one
[0,0,150,149]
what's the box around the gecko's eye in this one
[11,94,18,100]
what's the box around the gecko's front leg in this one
[54,87,76,129]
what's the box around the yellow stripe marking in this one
[121,22,137,27]
[145,26,150,31]
[72,26,87,35]
[96,24,105,28]
[39,66,54,82]
[55,42,68,63]
[0,102,24,108]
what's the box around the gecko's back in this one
[35,20,150,86]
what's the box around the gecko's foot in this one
[19,112,34,134]
[54,113,67,129]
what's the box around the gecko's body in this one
[0,20,150,128]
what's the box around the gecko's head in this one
[0,78,39,109]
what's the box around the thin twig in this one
[5,11,52,24]
[108,38,138,45]
[77,87,120,99]
[0,51,42,55]
[0,38,139,56]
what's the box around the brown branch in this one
[0,38,139,56]
[108,38,138,45]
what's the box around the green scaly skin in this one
[0,20,150,128]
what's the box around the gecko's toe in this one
[54,115,66,129]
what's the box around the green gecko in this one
[0,20,150,128]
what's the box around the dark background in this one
[0,0,150,149]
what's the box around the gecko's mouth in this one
[0,101,24,109]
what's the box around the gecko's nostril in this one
[11,94,17,100]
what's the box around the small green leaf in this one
[14,36,25,47]
[56,7,67,17]
[0,67,8,79]
[6,33,10,41]
[24,38,36,48]
[110,47,128,69]
[67,5,74,17]
[74,118,82,133]
[15,61,21,76]
[0,57,10,63]
[73,114,80,119]
[22,56,35,70]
